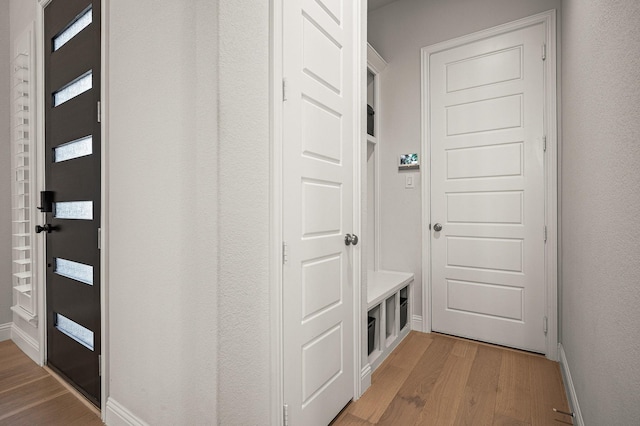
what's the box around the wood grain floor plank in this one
[349,332,433,423]
[414,340,478,425]
[330,412,375,426]
[333,332,570,426]
[0,376,65,419]
[376,334,455,425]
[0,341,102,425]
[529,355,574,426]
[494,351,533,424]
[0,393,103,426]
[453,344,503,426]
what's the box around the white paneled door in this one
[282,0,356,424]
[430,22,547,352]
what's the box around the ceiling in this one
[368,0,400,12]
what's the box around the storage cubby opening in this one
[367,305,381,357]
[400,286,409,330]
[385,294,396,341]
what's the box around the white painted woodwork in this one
[282,0,355,424]
[366,270,412,372]
[430,22,547,353]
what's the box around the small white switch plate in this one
[405,174,415,189]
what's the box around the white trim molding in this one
[558,343,585,426]
[269,0,284,424]
[0,323,11,342]
[411,315,423,333]
[360,363,372,391]
[105,398,149,426]
[420,10,559,360]
[11,323,40,363]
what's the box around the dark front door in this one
[44,0,101,406]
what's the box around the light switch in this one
[405,174,415,189]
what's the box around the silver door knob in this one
[433,223,443,232]
[344,234,359,246]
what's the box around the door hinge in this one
[543,316,548,334]
[544,225,547,242]
[543,135,547,152]
[542,43,547,61]
[97,101,101,123]
[98,228,102,250]
[282,78,288,102]
[282,241,288,264]
[98,354,102,376]
[283,403,289,426]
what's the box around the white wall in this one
[367,0,561,318]
[106,0,219,423]
[216,0,271,423]
[0,0,13,327]
[560,1,640,424]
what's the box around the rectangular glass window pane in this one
[53,6,93,51]
[55,258,93,285]
[53,71,92,107]
[54,201,93,220]
[54,136,92,163]
[55,313,94,351]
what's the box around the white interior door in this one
[282,0,356,424]
[430,22,547,353]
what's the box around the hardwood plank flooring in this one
[0,340,103,426]
[333,332,573,426]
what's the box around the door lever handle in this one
[35,224,57,234]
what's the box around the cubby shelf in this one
[367,270,413,373]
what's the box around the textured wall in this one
[0,0,13,327]
[217,0,271,423]
[561,0,640,423]
[106,0,219,423]
[368,0,561,319]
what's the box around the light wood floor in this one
[0,340,103,426]
[333,332,573,426]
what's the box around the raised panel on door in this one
[282,0,356,424]
[430,22,546,353]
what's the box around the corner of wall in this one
[0,323,12,341]
[558,343,585,426]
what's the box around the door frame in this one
[35,0,109,416]
[420,10,559,361]
[269,0,365,424]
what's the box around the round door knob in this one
[433,223,443,232]
[344,234,359,246]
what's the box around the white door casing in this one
[425,16,555,354]
[282,0,357,424]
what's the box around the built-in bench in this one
[367,270,413,372]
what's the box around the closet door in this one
[282,0,358,424]
[429,21,546,353]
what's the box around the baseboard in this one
[359,363,372,397]
[11,323,40,364]
[411,315,423,332]
[558,343,585,426]
[0,323,11,341]
[106,398,149,426]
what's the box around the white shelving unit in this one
[11,26,37,325]
[364,44,414,373]
[367,270,413,372]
